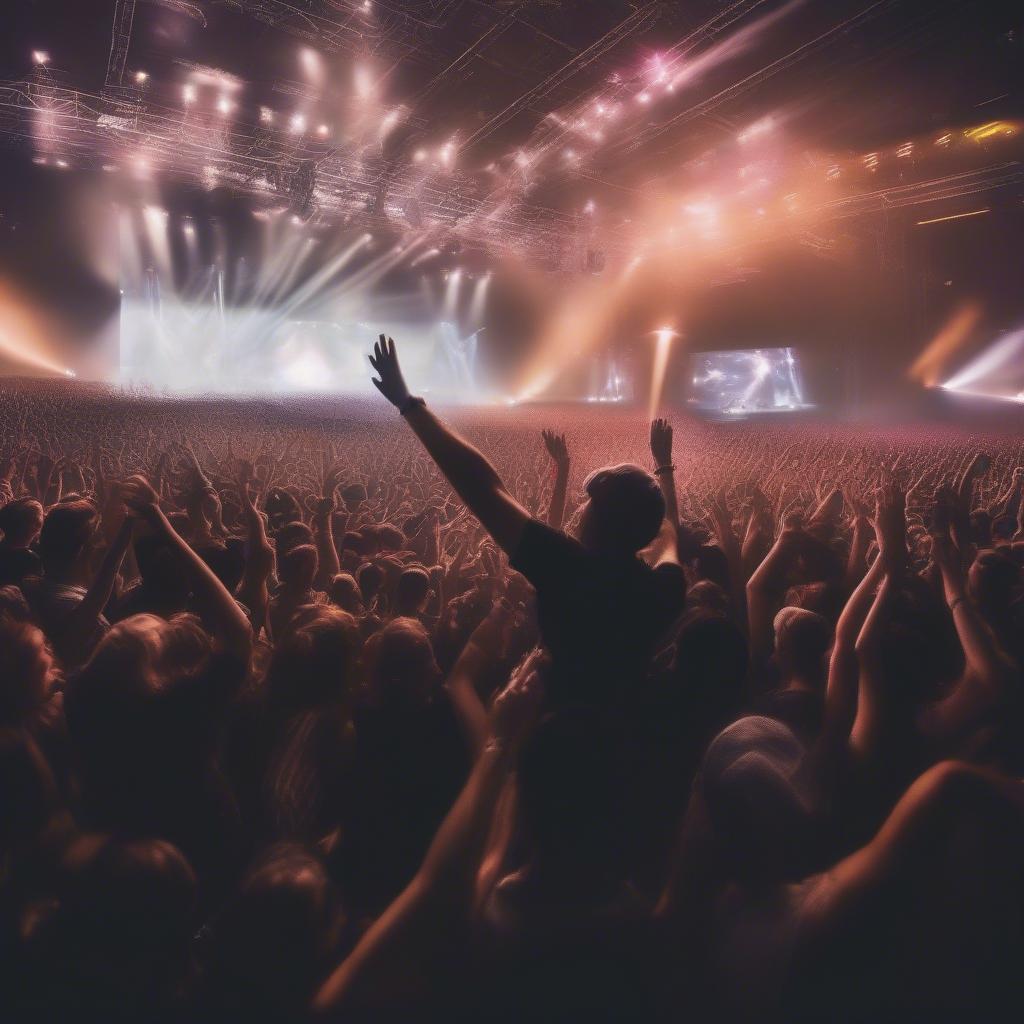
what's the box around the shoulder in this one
[510,519,583,579]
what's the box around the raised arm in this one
[650,418,679,529]
[707,488,746,627]
[541,430,570,530]
[122,475,252,663]
[312,464,343,586]
[817,549,885,774]
[850,484,907,763]
[920,529,1014,742]
[745,520,803,671]
[843,494,872,592]
[369,336,530,555]
[59,517,133,666]
[233,460,274,637]
[444,599,516,757]
[312,656,544,1014]
[990,466,1024,520]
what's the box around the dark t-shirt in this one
[511,519,686,705]
[330,694,470,914]
[0,545,41,588]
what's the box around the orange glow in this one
[908,302,982,387]
[0,279,75,377]
[515,259,644,402]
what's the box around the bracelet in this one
[949,595,968,613]
[398,395,426,417]
[654,464,675,476]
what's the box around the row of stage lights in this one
[136,205,494,281]
[34,44,464,174]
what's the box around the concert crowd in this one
[2,338,1024,1019]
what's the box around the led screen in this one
[690,347,810,415]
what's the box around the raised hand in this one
[315,463,344,520]
[120,474,161,520]
[541,429,570,470]
[234,457,256,494]
[807,485,844,538]
[873,481,907,573]
[489,647,548,747]
[368,334,412,409]
[929,528,961,580]
[650,417,673,468]
[707,488,732,540]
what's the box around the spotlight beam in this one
[0,331,73,377]
[649,326,678,418]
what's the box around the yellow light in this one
[916,209,990,226]
[964,121,1013,141]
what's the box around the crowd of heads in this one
[3,375,1024,1018]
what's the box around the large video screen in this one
[119,300,485,397]
[690,347,810,415]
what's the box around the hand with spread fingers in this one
[368,334,412,409]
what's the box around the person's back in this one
[21,835,196,1014]
[198,843,344,1016]
[750,607,832,744]
[63,614,245,902]
[472,710,663,1020]
[510,465,685,705]
[331,617,469,912]
[0,498,43,587]
[269,543,320,638]
[366,337,685,706]
[252,605,359,842]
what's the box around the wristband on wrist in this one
[399,395,426,417]
[949,595,968,613]
[654,464,675,476]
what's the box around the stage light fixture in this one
[217,96,232,115]
[290,114,306,133]
[135,71,148,84]
[32,50,49,65]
